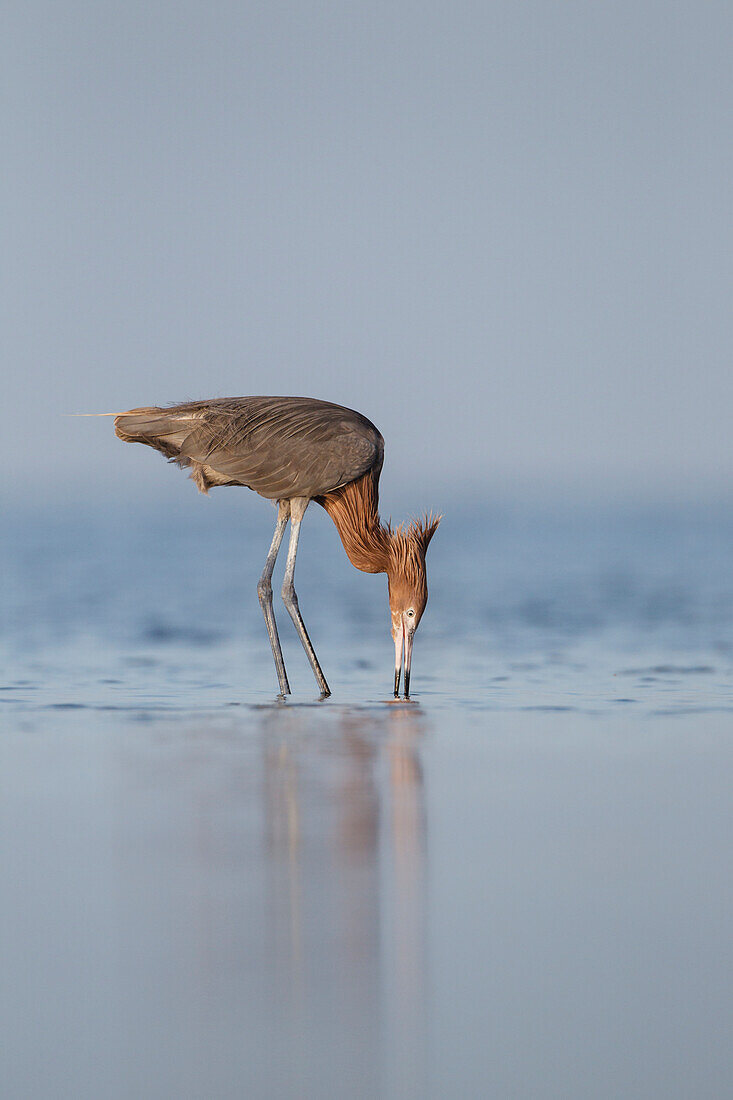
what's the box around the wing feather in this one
[116,396,383,497]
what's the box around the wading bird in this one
[114,397,440,698]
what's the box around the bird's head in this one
[386,514,441,698]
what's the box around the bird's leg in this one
[281,497,331,698]
[258,500,291,696]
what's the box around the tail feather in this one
[114,406,195,457]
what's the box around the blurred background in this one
[2,0,732,509]
[4,5,733,1099]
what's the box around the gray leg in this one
[281,497,331,697]
[258,500,291,696]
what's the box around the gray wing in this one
[115,396,384,498]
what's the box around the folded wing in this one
[114,395,384,498]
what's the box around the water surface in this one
[2,500,733,1097]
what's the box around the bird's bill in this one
[404,627,414,698]
[393,616,414,699]
[394,625,404,697]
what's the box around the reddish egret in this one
[114,396,440,698]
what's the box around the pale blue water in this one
[2,498,733,1097]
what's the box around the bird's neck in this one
[319,472,429,592]
[318,471,393,574]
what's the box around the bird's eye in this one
[407,609,415,617]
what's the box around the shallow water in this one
[2,499,733,1097]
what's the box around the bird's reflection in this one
[386,706,427,1097]
[261,702,427,1097]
